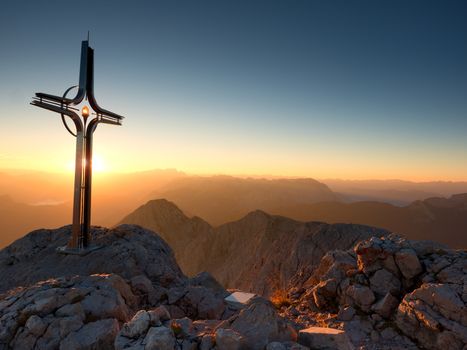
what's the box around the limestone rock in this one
[337,306,355,321]
[312,279,338,310]
[396,282,467,349]
[394,249,422,279]
[345,285,375,312]
[143,326,175,350]
[369,269,400,297]
[150,305,171,322]
[219,298,295,350]
[0,274,134,349]
[120,310,151,339]
[371,293,399,319]
[171,317,193,338]
[25,315,47,337]
[298,327,354,350]
[59,318,119,350]
[266,341,287,350]
[215,328,245,350]
[176,285,225,320]
[200,334,215,350]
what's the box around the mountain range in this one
[268,193,467,248]
[1,169,467,249]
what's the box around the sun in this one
[65,154,107,173]
[91,154,106,173]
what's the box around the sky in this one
[0,0,466,181]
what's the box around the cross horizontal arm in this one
[30,100,83,131]
[35,92,76,106]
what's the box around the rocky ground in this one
[0,225,302,349]
[279,234,467,349]
[0,224,465,349]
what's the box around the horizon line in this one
[1,166,467,183]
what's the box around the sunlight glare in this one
[65,154,107,173]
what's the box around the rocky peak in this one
[0,224,186,294]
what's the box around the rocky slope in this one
[278,234,466,349]
[118,200,213,277]
[120,200,388,296]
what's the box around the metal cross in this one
[31,38,124,254]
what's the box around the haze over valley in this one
[1,168,466,248]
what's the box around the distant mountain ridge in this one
[268,193,467,248]
[323,178,467,205]
[120,199,388,295]
[149,175,340,226]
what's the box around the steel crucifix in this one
[31,38,124,254]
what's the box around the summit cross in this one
[31,38,124,254]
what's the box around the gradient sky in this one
[0,0,466,180]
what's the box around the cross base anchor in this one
[56,244,103,256]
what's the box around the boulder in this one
[312,279,338,310]
[177,285,225,320]
[266,341,287,350]
[396,283,467,349]
[150,305,171,322]
[24,315,47,337]
[371,293,399,319]
[218,298,295,350]
[190,271,228,297]
[120,310,151,339]
[143,326,175,350]
[345,285,375,312]
[369,269,400,297]
[337,306,356,321]
[394,249,422,279]
[59,318,119,350]
[215,328,245,350]
[171,317,193,338]
[200,334,215,350]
